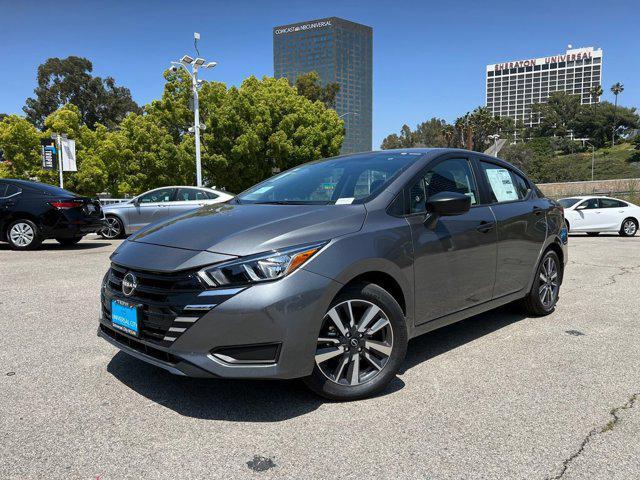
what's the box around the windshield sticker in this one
[335,197,355,205]
[251,186,274,195]
[486,168,518,202]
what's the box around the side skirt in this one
[408,290,525,340]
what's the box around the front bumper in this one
[99,267,342,379]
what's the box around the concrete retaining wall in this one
[538,178,640,198]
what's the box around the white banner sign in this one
[60,138,77,172]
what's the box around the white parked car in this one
[99,186,234,239]
[559,195,639,237]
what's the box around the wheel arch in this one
[104,212,127,233]
[1,212,40,240]
[337,271,407,317]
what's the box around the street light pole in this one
[55,133,64,189]
[170,34,217,187]
[585,141,596,181]
[191,71,202,187]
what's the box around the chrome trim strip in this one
[168,327,186,333]
[197,288,245,297]
[211,353,276,365]
[174,316,199,323]
[184,304,217,311]
[163,336,177,342]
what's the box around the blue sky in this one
[1,0,638,147]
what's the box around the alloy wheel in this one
[623,220,637,236]
[538,256,559,309]
[101,217,122,239]
[9,222,34,247]
[315,299,393,386]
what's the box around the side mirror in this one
[427,191,471,217]
[132,197,140,206]
[575,204,586,210]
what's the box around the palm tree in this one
[610,82,624,146]
[589,85,603,114]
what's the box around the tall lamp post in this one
[170,33,217,187]
[586,141,596,182]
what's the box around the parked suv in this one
[98,149,567,400]
[99,186,233,239]
[0,179,104,250]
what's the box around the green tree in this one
[0,114,43,179]
[24,56,141,129]
[589,84,603,114]
[531,91,582,137]
[291,71,340,108]
[454,107,504,152]
[610,82,625,146]
[381,124,417,149]
[200,76,344,192]
[381,118,455,150]
[574,102,638,148]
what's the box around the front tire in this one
[6,219,42,250]
[304,282,408,401]
[523,250,562,316]
[100,215,124,239]
[620,218,638,237]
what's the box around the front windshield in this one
[559,198,580,208]
[236,153,419,205]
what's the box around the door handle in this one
[476,221,495,233]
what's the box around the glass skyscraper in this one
[273,17,373,154]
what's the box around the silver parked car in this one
[99,186,233,239]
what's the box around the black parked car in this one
[0,179,104,250]
[98,149,568,400]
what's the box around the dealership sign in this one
[275,20,331,35]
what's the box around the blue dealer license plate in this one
[111,300,139,336]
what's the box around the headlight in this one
[198,242,326,287]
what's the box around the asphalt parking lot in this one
[1,234,639,479]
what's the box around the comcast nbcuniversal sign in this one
[274,20,332,35]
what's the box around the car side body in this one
[100,186,234,238]
[0,179,104,249]
[98,149,567,399]
[560,195,640,236]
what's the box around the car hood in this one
[128,202,367,256]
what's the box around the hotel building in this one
[486,46,603,126]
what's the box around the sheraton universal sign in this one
[489,47,600,72]
[275,20,332,35]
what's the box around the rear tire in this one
[56,236,83,246]
[523,250,562,316]
[100,215,124,239]
[6,219,42,250]
[619,218,638,237]
[304,282,408,401]
[586,232,600,236]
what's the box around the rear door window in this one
[480,162,529,203]
[578,198,599,209]
[6,184,21,196]
[176,188,211,201]
[600,198,627,208]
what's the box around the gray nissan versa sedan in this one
[98,149,568,400]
